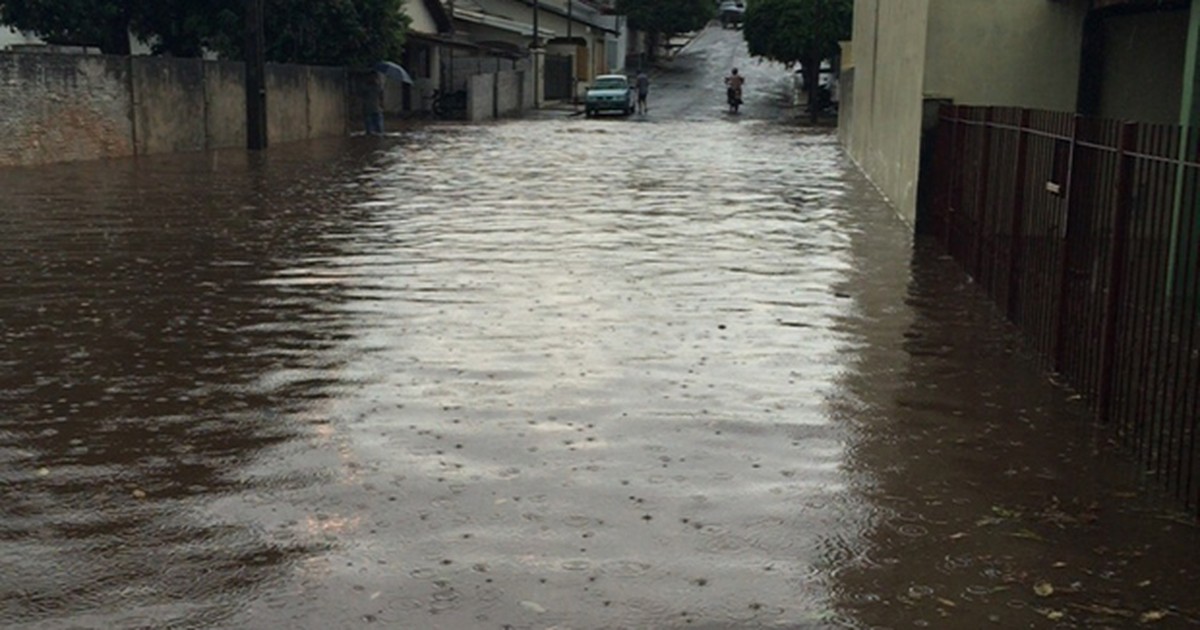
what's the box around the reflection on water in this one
[2,120,1197,630]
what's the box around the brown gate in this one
[544,54,573,101]
[928,104,1200,516]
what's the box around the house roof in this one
[453,6,559,38]
[449,0,618,36]
[512,0,619,34]
[423,0,454,33]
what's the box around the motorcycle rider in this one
[725,68,745,111]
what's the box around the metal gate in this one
[544,54,573,101]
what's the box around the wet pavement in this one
[2,26,1199,630]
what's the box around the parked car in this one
[585,74,634,117]
[719,1,745,28]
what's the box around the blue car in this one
[585,75,634,117]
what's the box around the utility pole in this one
[245,0,268,150]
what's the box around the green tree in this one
[743,0,851,122]
[616,0,714,60]
[0,0,410,66]
[0,0,135,55]
[211,0,411,67]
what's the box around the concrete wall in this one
[844,0,931,225]
[132,57,206,155]
[462,69,530,122]
[266,64,310,144]
[924,0,1085,110]
[0,53,134,166]
[466,72,496,122]
[844,0,1087,225]
[309,66,348,136]
[1,51,349,167]
[204,61,247,149]
[1098,9,1188,124]
[496,69,522,116]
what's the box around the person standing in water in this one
[636,71,650,115]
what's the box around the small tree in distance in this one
[616,0,714,62]
[743,0,851,122]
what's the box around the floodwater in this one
[2,27,1198,630]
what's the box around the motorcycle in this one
[727,87,742,114]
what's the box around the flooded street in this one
[3,27,1199,630]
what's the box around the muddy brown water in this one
[3,28,1199,630]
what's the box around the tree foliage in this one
[743,0,850,120]
[0,0,410,66]
[615,0,714,38]
[0,0,137,54]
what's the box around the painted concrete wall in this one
[204,61,247,149]
[460,69,531,121]
[131,57,206,155]
[266,64,310,144]
[496,69,522,116]
[466,72,496,121]
[309,66,348,137]
[843,0,930,225]
[0,53,134,166]
[844,0,1087,225]
[1,52,350,167]
[1098,9,1188,124]
[924,0,1086,110]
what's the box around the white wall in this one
[0,27,40,50]
[404,0,441,34]
[843,0,931,226]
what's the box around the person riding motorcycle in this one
[725,69,745,112]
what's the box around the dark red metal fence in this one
[929,104,1200,515]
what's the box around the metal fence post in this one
[945,106,962,251]
[1054,114,1083,372]
[972,108,995,280]
[1098,123,1138,422]
[1007,109,1031,320]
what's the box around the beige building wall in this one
[1098,9,1189,124]
[924,0,1085,110]
[843,0,1087,225]
[404,0,441,34]
[843,0,931,226]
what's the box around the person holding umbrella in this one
[360,69,385,135]
[363,62,414,135]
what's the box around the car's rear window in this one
[593,78,627,90]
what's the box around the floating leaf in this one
[1010,529,1046,542]
[132,489,147,499]
[520,600,547,614]
[1034,582,1054,597]
[36,468,50,477]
